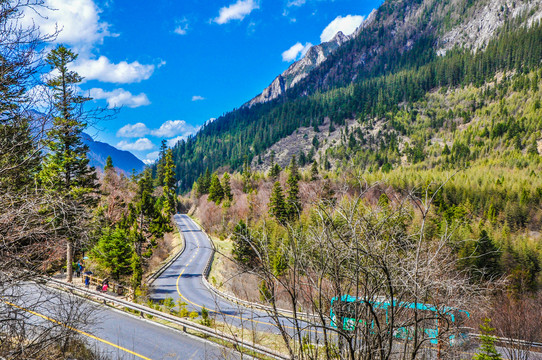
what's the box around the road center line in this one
[4,301,152,360]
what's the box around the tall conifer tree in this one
[222,172,233,202]
[208,173,224,204]
[39,45,98,283]
[104,155,114,171]
[286,155,300,221]
[154,140,168,186]
[162,148,176,215]
[269,181,288,224]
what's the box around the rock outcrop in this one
[246,31,351,107]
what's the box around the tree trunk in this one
[67,240,73,283]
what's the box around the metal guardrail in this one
[146,225,187,285]
[468,332,542,350]
[46,277,289,360]
[189,217,317,322]
[47,277,542,359]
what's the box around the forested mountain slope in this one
[171,0,542,191]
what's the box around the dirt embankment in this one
[208,235,296,311]
[145,226,183,279]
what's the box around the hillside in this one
[171,0,542,191]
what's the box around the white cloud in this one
[214,0,259,24]
[20,0,112,52]
[166,136,186,147]
[287,0,306,7]
[116,138,154,151]
[116,123,150,138]
[89,88,150,109]
[73,56,155,84]
[143,151,160,164]
[192,95,205,101]
[21,0,157,87]
[174,18,189,35]
[282,42,312,62]
[320,15,364,43]
[151,120,197,138]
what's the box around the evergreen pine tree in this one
[242,159,253,193]
[197,168,211,195]
[527,139,539,155]
[196,174,206,195]
[269,163,282,179]
[203,168,211,192]
[222,172,233,202]
[92,227,134,280]
[473,318,502,360]
[473,229,501,278]
[532,72,539,93]
[268,150,278,178]
[208,173,224,204]
[310,161,319,181]
[286,156,300,221]
[232,220,256,266]
[104,155,114,171]
[162,148,176,215]
[154,140,168,186]
[269,181,288,224]
[39,45,99,283]
[132,168,156,256]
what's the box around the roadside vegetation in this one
[0,1,179,357]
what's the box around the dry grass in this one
[145,226,183,277]
[208,234,295,310]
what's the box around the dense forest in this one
[171,6,542,192]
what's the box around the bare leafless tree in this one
[0,1,101,358]
[235,179,488,360]
[489,292,542,360]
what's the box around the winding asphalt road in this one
[5,283,238,360]
[150,214,308,336]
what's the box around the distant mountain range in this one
[28,110,146,175]
[81,133,146,175]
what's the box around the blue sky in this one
[23,0,381,163]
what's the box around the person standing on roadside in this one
[76,260,82,277]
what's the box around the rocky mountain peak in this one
[331,30,348,45]
[246,28,356,107]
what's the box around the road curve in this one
[147,216,542,360]
[150,214,304,335]
[5,283,238,360]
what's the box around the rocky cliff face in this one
[247,0,542,108]
[246,31,351,107]
[437,0,542,55]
